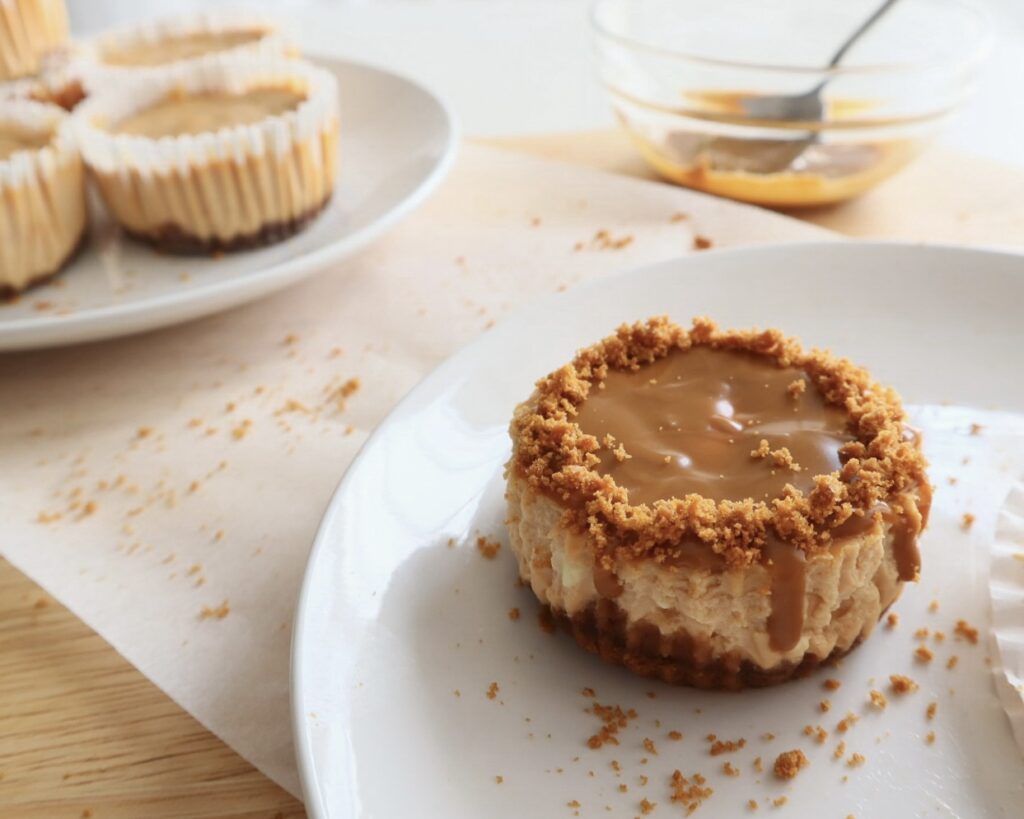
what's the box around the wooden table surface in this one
[2,130,1021,818]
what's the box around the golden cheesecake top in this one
[101,30,267,68]
[575,346,853,505]
[0,125,50,161]
[112,87,305,138]
[510,316,931,568]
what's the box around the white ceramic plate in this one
[293,242,1024,819]
[0,56,457,351]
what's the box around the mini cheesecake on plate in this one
[506,317,931,689]
[0,98,85,295]
[75,55,338,254]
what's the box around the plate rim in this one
[290,239,1024,817]
[0,55,460,352]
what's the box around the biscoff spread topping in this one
[509,317,928,569]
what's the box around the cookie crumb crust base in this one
[543,601,875,690]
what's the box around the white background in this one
[68,0,1023,167]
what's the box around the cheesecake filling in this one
[101,30,266,68]
[574,346,922,654]
[112,88,305,138]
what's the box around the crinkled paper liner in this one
[0,98,85,291]
[73,54,338,246]
[992,481,1024,755]
[0,0,69,82]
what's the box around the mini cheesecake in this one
[0,0,69,82]
[75,56,338,253]
[0,99,85,295]
[506,317,931,690]
[86,11,290,77]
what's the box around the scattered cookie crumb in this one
[643,738,658,755]
[198,600,230,620]
[961,513,975,529]
[486,682,499,700]
[925,731,936,745]
[928,600,940,613]
[667,730,683,741]
[914,645,934,664]
[495,775,504,784]
[722,761,740,777]
[914,627,929,640]
[926,702,937,721]
[508,607,521,621]
[786,379,807,400]
[889,675,918,695]
[947,655,959,670]
[747,800,758,812]
[885,613,899,629]
[760,733,775,742]
[670,212,689,222]
[846,753,865,768]
[823,679,842,691]
[231,419,253,440]
[476,535,501,559]
[582,687,596,698]
[868,690,888,710]
[586,702,638,749]
[802,724,828,744]
[709,737,747,756]
[954,619,979,644]
[819,699,831,713]
[578,229,634,251]
[833,740,846,760]
[773,749,808,780]
[969,423,983,435]
[669,770,713,813]
[772,797,788,808]
[753,756,763,773]
[639,797,656,814]
[692,235,713,251]
[836,712,860,733]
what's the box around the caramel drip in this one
[576,347,852,505]
[887,494,923,582]
[765,537,807,652]
[593,564,624,598]
[830,504,887,540]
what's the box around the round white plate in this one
[293,242,1024,819]
[0,57,457,351]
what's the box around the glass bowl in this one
[591,0,991,208]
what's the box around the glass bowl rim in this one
[590,0,993,77]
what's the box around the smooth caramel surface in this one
[112,88,304,138]
[576,347,852,505]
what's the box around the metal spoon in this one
[678,0,902,180]
[740,0,902,123]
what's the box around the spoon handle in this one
[826,0,901,68]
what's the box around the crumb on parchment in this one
[198,600,230,620]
